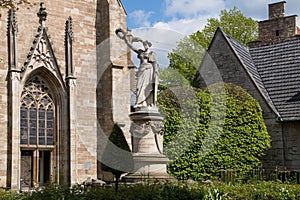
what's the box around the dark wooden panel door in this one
[21,150,33,188]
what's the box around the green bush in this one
[0,189,25,200]
[10,181,300,200]
[221,181,300,200]
[158,83,271,181]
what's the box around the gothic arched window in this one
[20,76,54,146]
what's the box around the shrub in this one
[14,181,300,200]
[0,189,25,200]
[158,83,271,181]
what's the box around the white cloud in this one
[153,15,214,36]
[227,0,300,26]
[126,0,300,69]
[126,1,225,68]
[152,0,300,37]
[164,0,226,17]
[130,28,185,68]
[128,10,154,27]
[226,0,269,20]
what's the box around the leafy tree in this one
[158,67,190,91]
[158,83,270,181]
[166,35,206,88]
[165,7,258,88]
[202,6,258,45]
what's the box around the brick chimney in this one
[255,1,299,45]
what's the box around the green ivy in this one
[158,83,271,181]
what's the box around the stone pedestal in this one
[123,110,173,182]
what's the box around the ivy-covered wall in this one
[158,83,271,181]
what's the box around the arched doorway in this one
[20,76,57,188]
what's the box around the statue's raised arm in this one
[116,28,159,111]
[116,28,141,54]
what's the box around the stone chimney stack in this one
[251,1,299,46]
[269,1,286,19]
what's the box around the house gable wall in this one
[203,31,285,169]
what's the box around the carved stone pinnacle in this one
[37,2,47,26]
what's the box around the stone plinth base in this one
[122,153,173,183]
[129,110,164,154]
[123,173,173,183]
[123,110,173,183]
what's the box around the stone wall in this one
[0,5,10,187]
[95,0,132,179]
[282,122,300,169]
[0,0,131,188]
[259,16,297,44]
[257,1,298,45]
[269,1,286,19]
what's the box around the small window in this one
[276,30,280,36]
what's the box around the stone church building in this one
[1,0,300,191]
[0,0,134,190]
[202,1,300,171]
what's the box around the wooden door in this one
[21,150,33,188]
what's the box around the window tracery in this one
[20,76,54,146]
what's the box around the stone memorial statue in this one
[115,28,171,182]
[116,28,159,110]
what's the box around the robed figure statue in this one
[116,28,159,110]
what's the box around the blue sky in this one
[121,0,300,68]
[122,0,166,27]
[122,0,300,35]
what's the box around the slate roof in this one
[222,28,300,121]
[223,33,280,118]
[249,39,300,121]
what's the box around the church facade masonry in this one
[1,0,300,190]
[0,0,133,190]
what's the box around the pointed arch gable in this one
[21,67,67,103]
[21,19,66,89]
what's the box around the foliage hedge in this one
[3,181,300,200]
[158,83,271,181]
